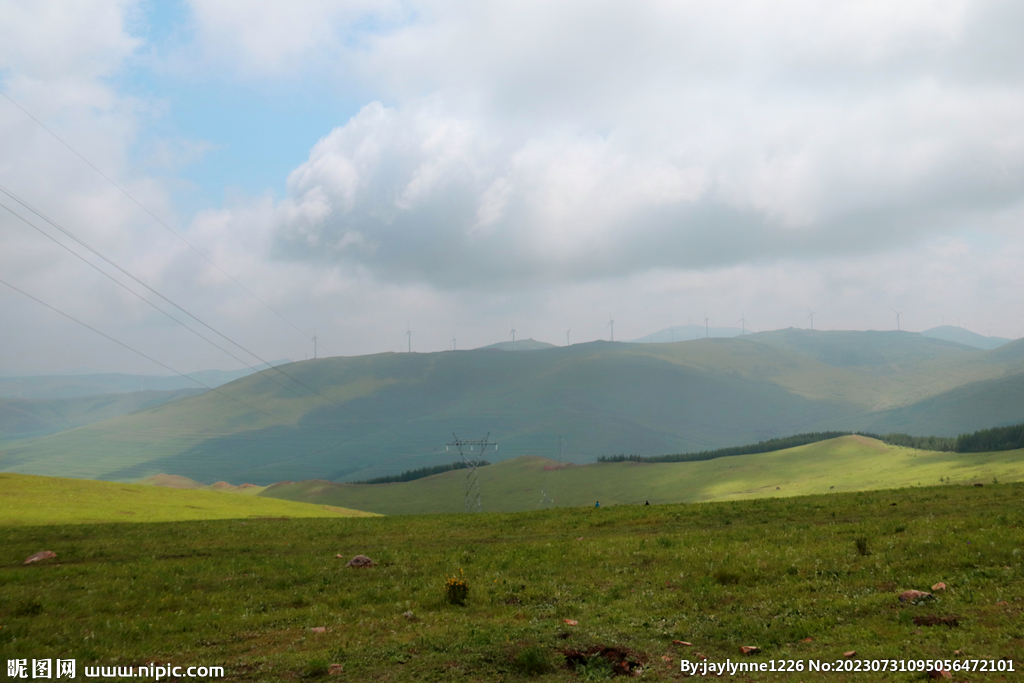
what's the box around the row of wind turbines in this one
[401,307,922,354]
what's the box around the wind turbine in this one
[451,336,457,351]
[807,308,815,331]
[566,328,571,346]
[509,322,516,350]
[892,309,905,332]
[405,326,412,353]
[703,311,710,339]
[607,317,614,342]
[737,313,746,335]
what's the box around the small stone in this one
[403,610,416,621]
[345,554,375,568]
[899,590,934,604]
[24,551,57,564]
[931,582,947,592]
[693,652,707,661]
[310,626,326,633]
[995,600,1009,606]
[953,650,963,656]
[328,663,344,675]
[844,651,857,658]
[740,646,760,655]
[335,554,344,559]
[928,669,953,679]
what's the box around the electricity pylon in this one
[447,432,497,512]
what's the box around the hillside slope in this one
[260,436,1024,514]
[0,389,204,440]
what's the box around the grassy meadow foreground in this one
[1,483,1022,681]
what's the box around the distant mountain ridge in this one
[0,361,290,400]
[480,338,558,351]
[630,324,745,343]
[921,325,1012,350]
[3,329,1022,486]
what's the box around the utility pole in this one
[447,432,496,513]
[313,334,317,359]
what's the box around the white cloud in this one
[3,0,1024,375]
[208,0,1018,290]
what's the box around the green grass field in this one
[261,436,1024,515]
[0,482,1021,681]
[0,473,376,525]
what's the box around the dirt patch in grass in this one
[564,645,643,677]
[913,615,960,627]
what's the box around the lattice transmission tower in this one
[447,432,496,513]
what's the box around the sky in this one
[1,0,1022,376]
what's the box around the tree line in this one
[597,422,1024,464]
[352,460,491,485]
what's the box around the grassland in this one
[0,473,375,525]
[261,436,1024,515]
[0,483,1021,681]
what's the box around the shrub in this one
[854,536,870,556]
[445,569,469,606]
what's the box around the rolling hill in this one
[258,436,1024,514]
[921,324,1012,350]
[2,330,1022,485]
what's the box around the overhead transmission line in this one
[0,255,403,456]
[0,190,425,456]
[0,88,331,355]
[0,91,453,475]
[0,277,282,422]
[0,190,331,410]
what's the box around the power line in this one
[0,277,283,421]
[0,274,411,472]
[0,192,433,462]
[0,192,327,410]
[0,88,330,355]
[0,185,363,412]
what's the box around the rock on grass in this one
[24,551,56,564]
